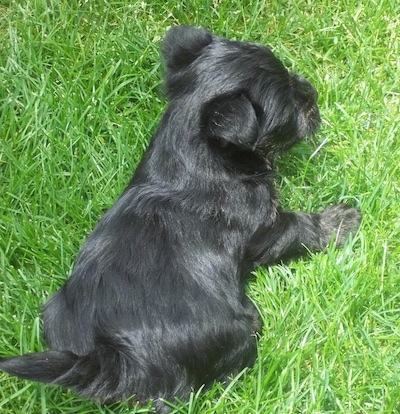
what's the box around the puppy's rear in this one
[0,187,259,409]
[0,26,322,412]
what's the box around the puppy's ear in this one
[202,94,260,149]
[163,26,213,70]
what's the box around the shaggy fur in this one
[0,26,361,412]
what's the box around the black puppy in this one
[0,26,361,412]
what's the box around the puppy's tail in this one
[0,350,81,383]
[0,340,135,402]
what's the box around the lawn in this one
[0,0,399,413]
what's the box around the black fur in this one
[0,26,361,412]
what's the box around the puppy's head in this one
[162,26,320,155]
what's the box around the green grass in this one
[1,0,399,413]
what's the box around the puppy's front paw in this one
[320,204,361,247]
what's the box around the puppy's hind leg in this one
[241,296,263,334]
